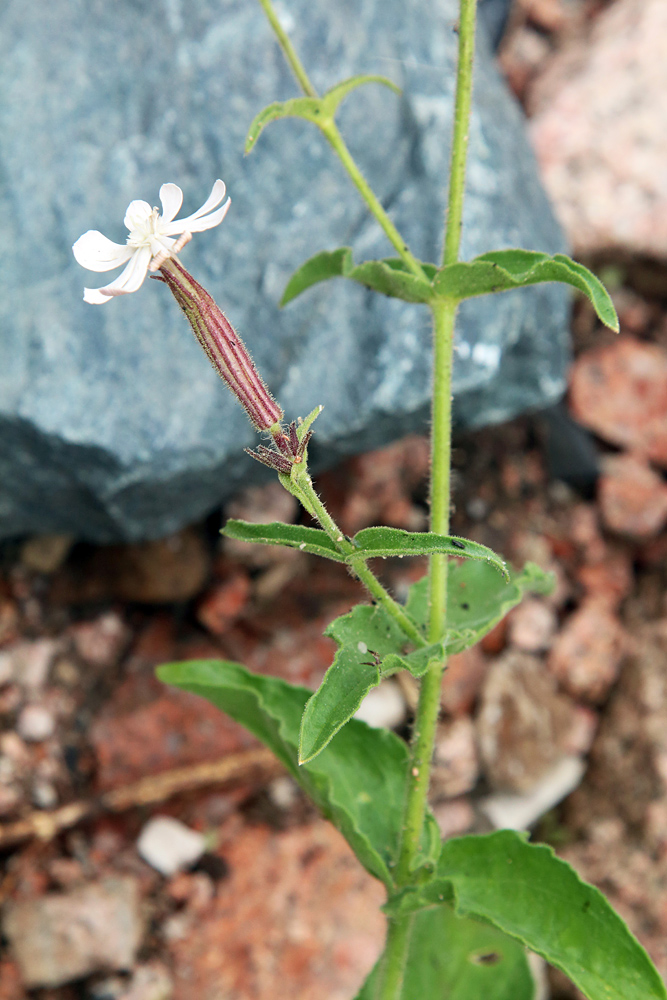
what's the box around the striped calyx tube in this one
[157,255,283,433]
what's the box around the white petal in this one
[72,231,134,273]
[161,179,228,235]
[123,199,153,231]
[82,245,152,304]
[183,197,231,233]
[159,183,183,224]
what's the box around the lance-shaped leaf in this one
[299,605,410,764]
[246,75,399,153]
[349,526,508,578]
[222,519,346,562]
[433,249,619,331]
[356,905,535,1000]
[296,403,324,442]
[158,659,410,887]
[385,831,667,1000]
[406,560,553,656]
[280,248,434,306]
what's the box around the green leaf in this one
[221,519,346,562]
[245,97,323,153]
[433,249,619,331]
[350,527,509,578]
[280,248,433,306]
[382,642,446,680]
[406,561,553,656]
[385,831,666,1000]
[356,905,535,1000]
[299,605,410,764]
[296,403,324,442]
[321,74,401,116]
[157,659,410,887]
[246,76,399,155]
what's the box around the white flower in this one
[72,180,230,304]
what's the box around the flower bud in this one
[157,256,283,432]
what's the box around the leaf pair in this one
[222,519,509,573]
[280,246,619,330]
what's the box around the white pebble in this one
[17,705,56,742]
[137,816,206,877]
[354,680,406,730]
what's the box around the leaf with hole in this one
[406,560,553,656]
[349,527,508,578]
[433,249,619,331]
[385,831,667,1000]
[355,904,535,1000]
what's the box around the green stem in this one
[442,0,478,269]
[256,0,426,280]
[292,470,425,649]
[377,3,477,998]
[256,0,318,98]
[320,122,428,280]
[374,916,413,1000]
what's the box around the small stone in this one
[0,638,60,691]
[2,878,143,988]
[17,704,56,742]
[120,961,173,1000]
[477,651,579,792]
[598,454,667,538]
[480,756,586,831]
[354,680,406,730]
[431,718,479,798]
[441,644,490,714]
[569,338,667,466]
[508,598,558,652]
[548,600,626,703]
[20,534,73,574]
[70,612,130,667]
[196,572,251,637]
[31,780,58,809]
[267,776,299,811]
[577,548,633,612]
[0,784,22,817]
[530,0,667,258]
[431,798,475,841]
[137,817,206,877]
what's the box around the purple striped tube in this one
[158,256,283,432]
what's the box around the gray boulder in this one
[0,0,568,542]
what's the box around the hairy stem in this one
[320,122,428,280]
[292,470,426,649]
[256,0,426,279]
[377,2,478,997]
[256,0,317,97]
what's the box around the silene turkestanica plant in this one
[73,1,666,998]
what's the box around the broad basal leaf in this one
[299,605,410,764]
[158,659,409,887]
[433,249,619,331]
[221,519,346,562]
[280,248,433,306]
[406,561,553,655]
[386,831,666,1000]
[350,527,508,578]
[356,905,535,1000]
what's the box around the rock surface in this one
[2,878,143,988]
[0,0,568,542]
[530,0,667,257]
